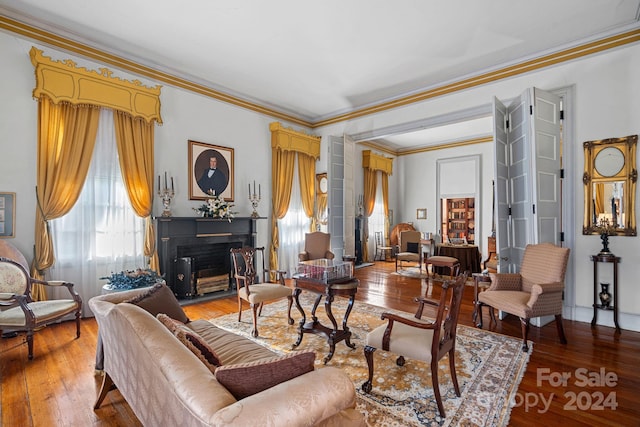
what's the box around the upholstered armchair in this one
[362,272,468,417]
[298,232,335,262]
[394,230,422,271]
[231,246,294,337]
[477,243,570,351]
[0,249,82,360]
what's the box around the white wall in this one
[315,43,640,331]
[2,29,639,330]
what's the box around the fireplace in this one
[156,217,259,299]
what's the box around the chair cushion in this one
[238,283,292,304]
[214,351,316,399]
[366,321,434,363]
[0,300,79,326]
[157,314,221,374]
[124,283,189,323]
[396,252,420,261]
[478,290,531,318]
[426,256,459,266]
[188,319,276,365]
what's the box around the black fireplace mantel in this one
[155,216,260,297]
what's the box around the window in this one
[49,110,145,316]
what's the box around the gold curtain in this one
[270,149,296,274]
[382,172,390,241]
[32,98,100,299]
[113,111,159,272]
[362,168,378,262]
[298,153,316,231]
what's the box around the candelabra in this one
[158,172,175,217]
[249,180,261,218]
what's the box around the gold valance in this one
[363,150,393,175]
[270,122,321,158]
[30,47,162,124]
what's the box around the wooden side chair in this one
[0,255,82,360]
[374,231,393,261]
[362,272,468,417]
[230,247,293,337]
[477,243,570,351]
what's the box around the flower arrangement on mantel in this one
[193,192,236,222]
[101,268,163,291]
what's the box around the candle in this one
[259,184,261,198]
[164,172,168,190]
[253,180,256,197]
[157,175,160,191]
[171,177,174,192]
[249,183,251,195]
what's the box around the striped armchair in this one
[477,243,570,351]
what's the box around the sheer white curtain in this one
[367,173,386,262]
[49,109,145,317]
[278,160,310,276]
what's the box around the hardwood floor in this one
[1,261,638,426]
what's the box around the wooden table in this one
[293,276,359,364]
[590,254,621,333]
[434,244,481,275]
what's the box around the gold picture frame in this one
[188,140,234,201]
[416,208,427,220]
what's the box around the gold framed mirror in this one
[583,135,637,235]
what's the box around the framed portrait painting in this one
[188,140,234,201]
[0,192,16,238]
[416,208,427,220]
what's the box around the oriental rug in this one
[210,294,531,426]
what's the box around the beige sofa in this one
[89,288,364,427]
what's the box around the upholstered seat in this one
[298,232,335,262]
[477,242,570,351]
[395,230,422,271]
[424,255,460,279]
[231,246,293,337]
[0,243,82,360]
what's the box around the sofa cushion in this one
[124,282,189,323]
[188,319,276,365]
[214,351,316,399]
[157,313,221,373]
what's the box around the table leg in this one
[342,294,356,350]
[293,288,305,348]
[591,261,598,328]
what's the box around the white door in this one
[506,89,533,270]
[492,97,512,272]
[530,87,562,245]
[329,135,345,259]
[493,87,562,272]
[343,134,356,258]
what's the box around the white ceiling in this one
[1,0,639,150]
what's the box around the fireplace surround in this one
[156,217,259,299]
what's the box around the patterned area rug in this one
[210,294,531,426]
[391,267,430,278]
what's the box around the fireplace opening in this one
[173,242,242,298]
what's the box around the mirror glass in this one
[583,135,637,236]
[315,173,328,230]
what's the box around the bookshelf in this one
[441,197,475,244]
